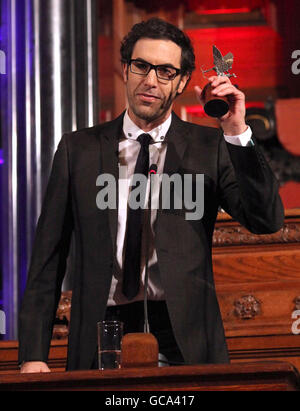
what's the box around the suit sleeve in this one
[18,134,74,364]
[217,136,284,234]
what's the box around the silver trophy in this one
[201,45,236,118]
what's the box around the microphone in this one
[121,164,185,367]
[121,164,160,369]
[144,164,157,333]
[149,164,158,175]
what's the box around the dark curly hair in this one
[120,18,195,79]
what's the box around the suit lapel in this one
[97,112,125,254]
[153,112,189,221]
[163,112,188,176]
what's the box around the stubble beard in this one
[130,89,175,124]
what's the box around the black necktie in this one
[122,133,152,300]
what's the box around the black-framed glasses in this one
[129,59,181,81]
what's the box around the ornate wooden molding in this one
[213,222,300,247]
[294,296,300,311]
[234,295,261,320]
[52,291,72,339]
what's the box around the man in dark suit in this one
[19,18,284,372]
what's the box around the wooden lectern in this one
[0,361,299,391]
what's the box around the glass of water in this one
[97,320,123,370]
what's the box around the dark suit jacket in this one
[18,111,284,370]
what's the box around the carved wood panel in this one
[213,218,300,247]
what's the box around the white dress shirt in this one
[107,111,252,306]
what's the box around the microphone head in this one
[149,164,157,174]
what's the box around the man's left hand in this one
[195,76,247,136]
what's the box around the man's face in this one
[123,38,189,125]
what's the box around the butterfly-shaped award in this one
[201,45,236,117]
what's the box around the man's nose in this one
[144,68,158,86]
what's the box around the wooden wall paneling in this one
[212,213,300,370]
[1,217,299,374]
[0,340,67,374]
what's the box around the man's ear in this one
[122,63,129,83]
[177,73,190,95]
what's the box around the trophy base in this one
[204,99,229,118]
[202,83,229,118]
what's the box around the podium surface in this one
[0,361,299,391]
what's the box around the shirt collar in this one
[123,110,172,143]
